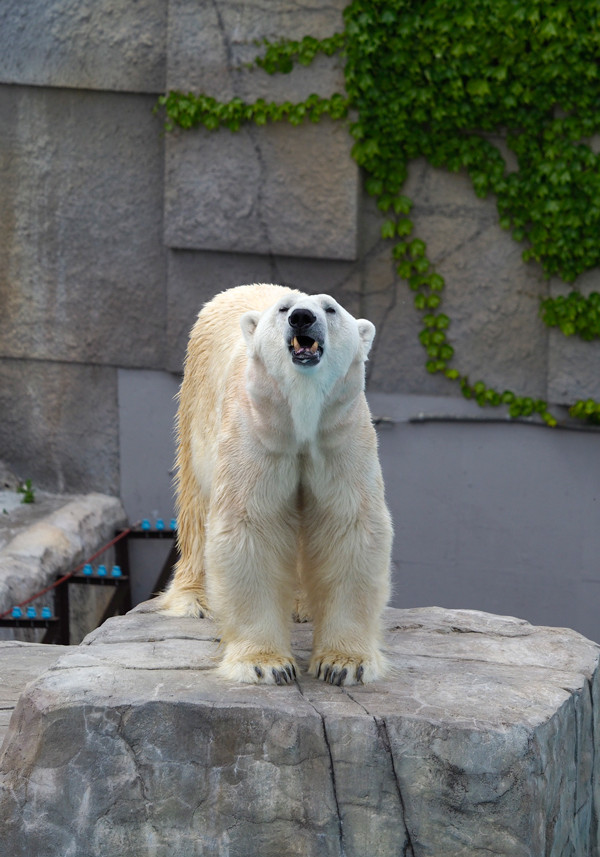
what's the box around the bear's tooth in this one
[292,336,300,351]
[310,341,319,353]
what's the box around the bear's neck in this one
[244,359,365,451]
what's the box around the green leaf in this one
[381,220,396,239]
[408,239,426,259]
[396,219,414,237]
[397,261,413,279]
[466,79,491,98]
[509,402,522,418]
[393,196,413,215]
[368,178,384,197]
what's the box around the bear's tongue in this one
[292,335,320,356]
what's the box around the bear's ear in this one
[240,311,261,352]
[357,319,376,358]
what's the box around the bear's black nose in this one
[289,308,317,330]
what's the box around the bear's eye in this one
[279,306,289,313]
[325,306,336,314]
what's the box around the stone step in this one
[0,606,598,856]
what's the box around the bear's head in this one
[240,291,376,380]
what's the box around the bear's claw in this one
[218,653,298,685]
[320,665,347,685]
[317,662,355,686]
[272,667,287,685]
[253,664,293,684]
[311,652,385,685]
[267,663,296,685]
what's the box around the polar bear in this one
[158,284,392,685]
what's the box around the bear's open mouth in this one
[289,335,323,365]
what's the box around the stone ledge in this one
[0,492,127,621]
[0,605,598,855]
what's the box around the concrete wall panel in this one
[0,85,167,369]
[395,160,550,399]
[164,0,357,261]
[166,248,357,372]
[164,119,358,260]
[0,359,119,496]
[167,0,346,100]
[0,0,166,93]
[375,407,600,643]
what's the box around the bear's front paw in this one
[217,652,298,686]
[309,651,386,686]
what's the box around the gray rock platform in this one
[0,606,598,856]
[0,491,127,643]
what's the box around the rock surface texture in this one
[0,641,68,741]
[0,606,598,856]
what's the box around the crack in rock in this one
[295,681,346,856]
[373,716,416,857]
[319,714,346,857]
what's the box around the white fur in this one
[159,284,393,686]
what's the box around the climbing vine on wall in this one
[158,0,600,426]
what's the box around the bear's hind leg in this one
[154,494,211,618]
[152,575,209,618]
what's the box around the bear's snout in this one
[289,307,317,330]
[286,305,324,368]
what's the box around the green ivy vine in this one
[157,0,600,427]
[541,291,600,341]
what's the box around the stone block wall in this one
[0,0,169,495]
[1,0,599,492]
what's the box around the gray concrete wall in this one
[370,394,600,644]
[1,1,599,639]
